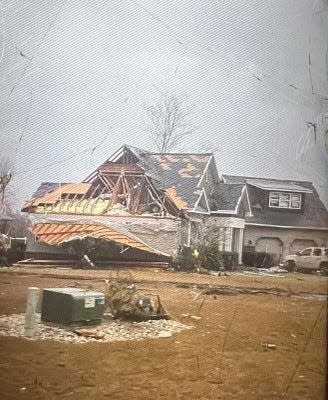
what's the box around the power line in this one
[9,0,66,96]
[126,0,322,109]
[16,131,111,176]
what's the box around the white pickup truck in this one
[284,247,328,274]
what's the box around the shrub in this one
[242,251,275,268]
[172,246,195,271]
[197,243,225,270]
[172,244,239,271]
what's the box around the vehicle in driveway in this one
[283,247,328,274]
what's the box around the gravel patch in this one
[0,314,192,344]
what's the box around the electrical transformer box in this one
[41,288,105,325]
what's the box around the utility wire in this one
[16,131,111,176]
[9,0,66,96]
[126,0,322,109]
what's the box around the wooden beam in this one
[144,175,168,214]
[81,184,100,212]
[90,185,107,213]
[103,174,123,214]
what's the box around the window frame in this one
[268,192,302,210]
[299,248,312,256]
[313,248,322,256]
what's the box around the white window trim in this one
[269,192,302,210]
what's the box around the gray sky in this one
[1,0,328,206]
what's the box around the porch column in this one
[238,228,244,265]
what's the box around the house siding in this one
[186,214,244,254]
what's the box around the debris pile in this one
[0,313,191,344]
[105,277,169,321]
[237,265,288,277]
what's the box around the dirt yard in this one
[0,267,327,400]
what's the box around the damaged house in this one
[21,145,244,264]
[21,145,328,266]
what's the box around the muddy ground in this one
[0,268,327,400]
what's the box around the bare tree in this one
[145,94,195,153]
[0,158,29,239]
[0,158,13,215]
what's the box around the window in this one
[269,192,301,209]
[299,248,311,256]
[313,248,322,256]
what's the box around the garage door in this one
[289,239,318,254]
[255,238,283,262]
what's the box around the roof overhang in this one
[0,215,13,221]
[245,222,328,230]
[31,222,170,256]
[246,180,312,193]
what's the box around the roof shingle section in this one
[211,183,244,211]
[136,151,212,209]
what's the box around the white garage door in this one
[289,239,318,254]
[255,238,283,262]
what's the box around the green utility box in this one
[41,288,105,325]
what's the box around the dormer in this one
[246,179,312,213]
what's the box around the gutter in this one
[245,222,328,230]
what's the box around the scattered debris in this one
[190,285,324,299]
[259,266,288,274]
[105,278,169,321]
[158,330,172,338]
[237,265,288,276]
[261,343,277,350]
[190,315,201,321]
[0,313,191,344]
[73,329,105,340]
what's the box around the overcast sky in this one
[1,0,328,207]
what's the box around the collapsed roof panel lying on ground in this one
[31,222,169,255]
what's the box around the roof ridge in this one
[148,152,213,156]
[223,174,313,184]
[124,144,150,154]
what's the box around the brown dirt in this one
[0,269,327,400]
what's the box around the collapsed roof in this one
[22,145,214,216]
